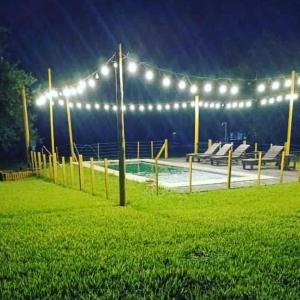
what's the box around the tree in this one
[0,28,37,162]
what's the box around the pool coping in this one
[83,159,274,188]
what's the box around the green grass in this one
[0,166,299,299]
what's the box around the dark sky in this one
[1,0,300,152]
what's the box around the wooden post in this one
[33,151,38,175]
[151,141,154,159]
[97,143,100,161]
[49,155,53,179]
[48,68,55,155]
[21,87,30,165]
[227,150,233,189]
[280,151,285,183]
[52,153,58,183]
[37,152,42,175]
[137,141,140,159]
[69,157,74,187]
[42,153,47,170]
[286,70,296,155]
[62,156,66,185]
[164,139,168,159]
[30,151,35,172]
[194,95,200,153]
[254,142,258,159]
[66,97,76,160]
[90,157,95,194]
[104,159,109,199]
[78,154,84,191]
[155,159,159,195]
[257,151,262,185]
[56,146,59,163]
[117,43,126,206]
[189,156,193,193]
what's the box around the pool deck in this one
[84,157,298,192]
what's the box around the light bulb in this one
[145,70,154,81]
[257,83,266,93]
[162,77,171,87]
[128,61,138,73]
[178,80,186,90]
[203,82,212,93]
[101,65,110,76]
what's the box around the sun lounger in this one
[242,145,284,169]
[210,144,250,165]
[186,142,220,162]
[197,143,232,162]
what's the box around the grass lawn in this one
[0,168,299,299]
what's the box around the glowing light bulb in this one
[215,103,221,109]
[276,95,283,102]
[63,88,71,97]
[204,102,209,108]
[128,61,138,73]
[86,103,91,110]
[232,102,238,108]
[199,101,203,107]
[219,84,227,94]
[261,99,267,106]
[129,104,135,111]
[190,101,195,107]
[203,82,212,93]
[246,101,252,107]
[145,70,154,81]
[190,84,198,94]
[88,78,96,88]
[182,102,187,109]
[148,104,153,111]
[174,103,179,109]
[95,73,100,80]
[162,77,171,87]
[95,103,100,109]
[178,80,186,90]
[76,102,82,109]
[156,104,162,111]
[122,105,126,111]
[58,99,64,106]
[284,79,291,88]
[209,103,215,109]
[271,81,280,90]
[36,96,47,106]
[69,102,74,108]
[230,85,239,95]
[77,81,86,94]
[113,62,118,68]
[165,104,170,110]
[139,105,145,112]
[112,105,117,111]
[257,83,266,93]
[101,65,110,76]
[51,90,58,98]
[226,103,232,109]
[238,102,244,108]
[104,104,110,111]
[269,97,275,104]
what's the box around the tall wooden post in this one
[194,95,200,153]
[117,44,126,206]
[151,141,154,159]
[21,87,30,165]
[48,68,55,155]
[66,97,76,159]
[286,70,296,155]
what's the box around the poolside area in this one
[85,158,299,192]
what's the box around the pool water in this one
[108,161,234,185]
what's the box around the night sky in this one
[1,0,300,153]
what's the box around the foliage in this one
[0,170,299,298]
[0,28,37,161]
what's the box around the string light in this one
[219,84,227,94]
[69,102,74,108]
[36,95,47,106]
[165,104,170,110]
[95,103,100,109]
[145,70,154,81]
[95,73,100,80]
[190,84,198,94]
[162,77,171,87]
[112,105,117,111]
[257,83,266,93]
[174,103,179,109]
[139,104,145,112]
[86,103,91,110]
[104,104,110,111]
[182,102,187,109]
[284,79,291,88]
[128,61,138,73]
[63,88,71,97]
[230,85,239,95]
[129,104,135,111]
[148,104,153,111]
[157,104,162,111]
[58,99,64,106]
[271,81,280,90]
[178,80,187,90]
[88,78,96,88]
[76,102,82,109]
[113,62,118,69]
[203,82,212,93]
[101,65,110,76]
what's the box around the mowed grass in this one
[0,166,300,299]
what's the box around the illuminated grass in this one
[0,170,299,298]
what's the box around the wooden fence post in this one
[104,158,109,199]
[52,153,58,183]
[227,150,233,189]
[155,159,159,195]
[164,139,168,159]
[62,156,66,185]
[33,151,38,175]
[49,155,53,180]
[42,153,47,170]
[37,152,42,176]
[280,151,285,183]
[151,141,154,159]
[30,151,35,172]
[90,157,95,194]
[97,143,100,161]
[189,156,193,193]
[69,157,74,187]
[78,154,84,191]
[257,151,262,185]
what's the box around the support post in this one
[254,142,258,159]
[52,153,58,183]
[194,95,200,153]
[188,156,193,193]
[257,151,262,185]
[104,159,109,199]
[280,151,285,183]
[37,152,42,175]
[42,154,47,171]
[66,97,76,160]
[90,157,95,194]
[48,68,55,155]
[78,154,84,191]
[62,156,66,185]
[286,70,296,155]
[21,87,30,165]
[30,151,34,172]
[155,159,159,195]
[137,141,140,159]
[49,155,53,179]
[33,151,38,175]
[164,139,168,159]
[117,44,126,206]
[227,150,233,189]
[70,157,74,187]
[151,141,154,159]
